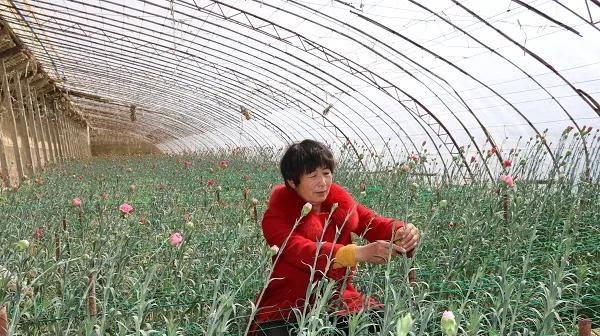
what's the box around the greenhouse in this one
[0,0,598,335]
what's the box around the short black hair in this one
[280,139,335,187]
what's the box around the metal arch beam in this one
[550,0,600,33]
[181,0,417,162]
[407,0,586,178]
[2,6,337,151]
[112,0,383,160]
[1,6,296,148]
[247,0,462,178]
[215,0,475,178]
[452,0,590,179]
[3,26,296,151]
[348,9,561,180]
[8,0,375,159]
[74,92,268,150]
[32,44,310,148]
[73,95,260,149]
[177,0,416,161]
[53,0,382,161]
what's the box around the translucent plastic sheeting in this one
[0,0,598,175]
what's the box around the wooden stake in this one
[0,304,7,336]
[87,273,96,317]
[503,192,509,222]
[578,319,591,336]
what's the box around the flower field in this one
[0,131,599,335]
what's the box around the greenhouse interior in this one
[0,0,599,335]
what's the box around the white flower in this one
[301,202,313,217]
[269,245,279,255]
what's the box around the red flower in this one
[219,160,229,169]
[207,179,217,187]
[490,147,497,154]
[503,159,512,168]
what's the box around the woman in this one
[253,140,420,335]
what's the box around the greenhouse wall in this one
[90,130,161,157]
[0,20,90,188]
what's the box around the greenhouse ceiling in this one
[0,0,599,163]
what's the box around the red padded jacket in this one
[252,183,405,325]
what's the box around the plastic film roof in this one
[1,0,599,167]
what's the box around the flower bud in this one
[441,311,457,336]
[396,312,414,336]
[15,239,30,251]
[301,202,313,217]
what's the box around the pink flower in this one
[72,198,82,207]
[409,154,419,162]
[490,146,497,154]
[503,159,512,168]
[207,179,217,187]
[119,203,134,215]
[442,311,455,321]
[169,232,183,247]
[33,227,43,240]
[501,175,515,188]
[219,160,229,169]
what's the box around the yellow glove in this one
[333,244,357,269]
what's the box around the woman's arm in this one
[354,203,419,255]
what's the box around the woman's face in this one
[289,167,333,205]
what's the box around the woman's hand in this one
[393,223,420,253]
[355,240,404,264]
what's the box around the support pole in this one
[2,60,24,181]
[14,77,35,177]
[25,82,42,169]
[31,89,49,167]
